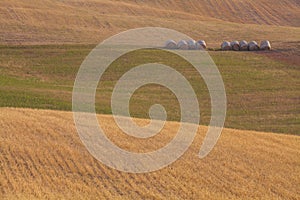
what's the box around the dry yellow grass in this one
[0,0,299,45]
[0,108,299,199]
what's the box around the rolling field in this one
[0,108,299,199]
[0,0,300,199]
[0,0,299,45]
[0,45,299,134]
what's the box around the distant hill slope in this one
[114,0,300,26]
[0,0,299,44]
[0,108,299,199]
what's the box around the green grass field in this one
[0,44,299,134]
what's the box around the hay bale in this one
[260,40,271,50]
[231,41,240,51]
[221,41,231,51]
[188,40,197,50]
[239,40,249,51]
[165,40,177,49]
[196,40,207,50]
[177,40,189,50]
[248,41,259,51]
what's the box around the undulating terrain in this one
[0,0,299,44]
[0,108,299,199]
[0,0,299,199]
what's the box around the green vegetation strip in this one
[0,45,299,134]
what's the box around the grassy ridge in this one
[0,44,299,134]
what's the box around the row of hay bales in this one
[221,40,271,51]
[165,39,271,51]
[165,39,207,50]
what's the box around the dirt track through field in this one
[0,108,299,199]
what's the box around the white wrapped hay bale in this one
[188,40,197,50]
[196,40,207,50]
[221,41,231,51]
[231,41,240,51]
[239,40,249,51]
[177,40,189,50]
[165,40,177,49]
[248,41,259,51]
[260,40,271,50]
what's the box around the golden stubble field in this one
[1,0,299,69]
[0,108,299,199]
[0,0,299,199]
[0,0,299,45]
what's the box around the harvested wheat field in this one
[1,0,299,45]
[0,108,299,199]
